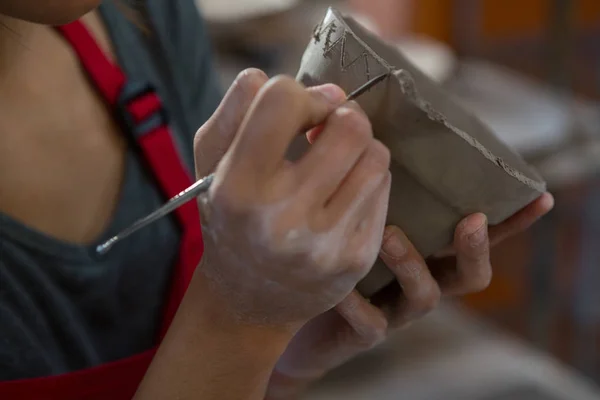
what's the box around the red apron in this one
[0,20,204,399]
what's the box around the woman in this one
[0,0,553,399]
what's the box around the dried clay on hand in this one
[296,8,546,297]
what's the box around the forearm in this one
[134,273,294,400]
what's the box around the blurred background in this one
[195,0,600,398]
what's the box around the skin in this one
[192,70,554,399]
[0,0,101,24]
[0,2,554,399]
[198,78,391,326]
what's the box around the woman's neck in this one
[0,11,112,87]
[0,15,42,81]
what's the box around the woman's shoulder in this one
[102,0,223,112]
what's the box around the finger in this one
[342,171,391,275]
[489,192,554,246]
[301,87,337,145]
[296,102,377,205]
[378,226,441,326]
[432,192,555,258]
[306,125,324,144]
[230,77,346,178]
[335,290,388,349]
[438,213,492,295]
[354,170,392,234]
[194,68,269,178]
[314,138,390,229]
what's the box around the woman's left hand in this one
[265,192,554,400]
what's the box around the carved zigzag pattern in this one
[313,21,374,81]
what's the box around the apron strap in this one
[55,23,125,104]
[0,18,207,400]
[56,21,203,338]
[0,350,156,400]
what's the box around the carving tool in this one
[96,72,390,255]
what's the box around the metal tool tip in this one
[96,240,115,255]
[346,72,390,101]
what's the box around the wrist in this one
[136,269,298,399]
[193,253,307,332]
[186,269,297,358]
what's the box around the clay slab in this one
[296,8,546,297]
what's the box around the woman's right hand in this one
[193,69,391,329]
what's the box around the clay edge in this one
[327,7,546,194]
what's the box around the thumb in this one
[194,68,269,178]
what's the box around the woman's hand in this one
[194,69,392,330]
[138,69,391,400]
[266,194,554,399]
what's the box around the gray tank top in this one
[0,0,222,380]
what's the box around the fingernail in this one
[540,192,555,211]
[466,214,487,246]
[381,227,406,258]
[313,84,346,105]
